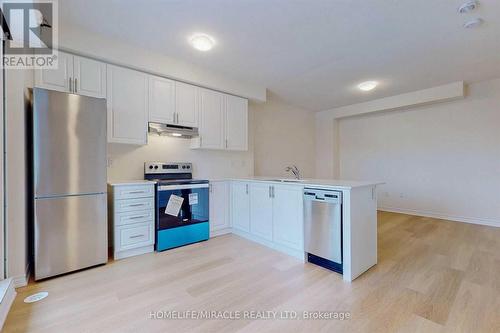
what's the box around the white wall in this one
[4,68,33,282]
[337,79,500,226]
[108,111,255,181]
[252,94,316,178]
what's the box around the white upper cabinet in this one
[197,88,225,149]
[175,81,199,127]
[249,183,273,241]
[231,182,250,233]
[73,55,106,98]
[148,75,175,124]
[35,51,73,93]
[106,65,148,145]
[225,95,248,151]
[35,51,106,98]
[272,185,304,251]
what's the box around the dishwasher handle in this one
[304,189,342,204]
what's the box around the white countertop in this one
[107,180,156,186]
[220,177,383,190]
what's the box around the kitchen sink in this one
[261,179,307,183]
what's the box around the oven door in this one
[157,183,209,230]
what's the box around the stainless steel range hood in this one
[148,122,199,138]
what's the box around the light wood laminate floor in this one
[5,212,500,332]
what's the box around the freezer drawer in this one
[34,194,108,280]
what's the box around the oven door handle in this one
[158,184,210,191]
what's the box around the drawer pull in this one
[128,215,147,220]
[128,203,145,207]
[127,190,146,194]
[130,234,145,239]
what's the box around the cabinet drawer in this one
[115,197,154,213]
[114,184,154,200]
[116,222,154,250]
[115,209,154,226]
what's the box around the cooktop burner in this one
[144,162,209,186]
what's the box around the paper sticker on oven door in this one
[188,193,198,205]
[165,195,184,216]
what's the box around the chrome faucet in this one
[285,165,301,179]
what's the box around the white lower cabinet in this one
[272,185,304,251]
[108,183,155,260]
[230,182,250,232]
[249,183,273,241]
[209,181,230,236]
[230,181,304,259]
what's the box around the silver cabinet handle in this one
[245,184,248,194]
[269,186,272,198]
[272,186,275,198]
[127,190,145,194]
[130,234,145,239]
[128,203,144,207]
[128,215,147,220]
[209,184,212,193]
[75,78,77,93]
[69,78,72,92]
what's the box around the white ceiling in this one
[60,0,500,111]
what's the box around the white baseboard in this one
[210,228,232,238]
[378,206,500,228]
[232,229,305,261]
[0,278,17,330]
[114,245,154,260]
[12,274,28,288]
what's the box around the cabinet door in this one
[225,95,248,151]
[231,182,250,232]
[34,51,73,93]
[209,182,229,234]
[249,183,273,241]
[73,56,106,98]
[175,81,198,127]
[106,65,148,145]
[149,75,175,124]
[273,185,304,251]
[199,89,225,149]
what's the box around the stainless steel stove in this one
[144,162,210,251]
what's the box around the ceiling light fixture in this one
[171,133,182,137]
[189,33,215,51]
[357,81,378,92]
[458,1,478,14]
[463,18,484,29]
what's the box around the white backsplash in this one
[107,133,254,182]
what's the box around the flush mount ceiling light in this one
[189,33,215,51]
[357,81,378,92]
[463,18,484,29]
[458,1,479,14]
[171,133,182,137]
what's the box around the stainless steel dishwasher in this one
[304,188,343,273]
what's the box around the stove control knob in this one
[187,165,191,169]
[149,165,153,170]
[154,165,159,169]
[182,165,186,169]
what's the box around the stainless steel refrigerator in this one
[30,88,108,280]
